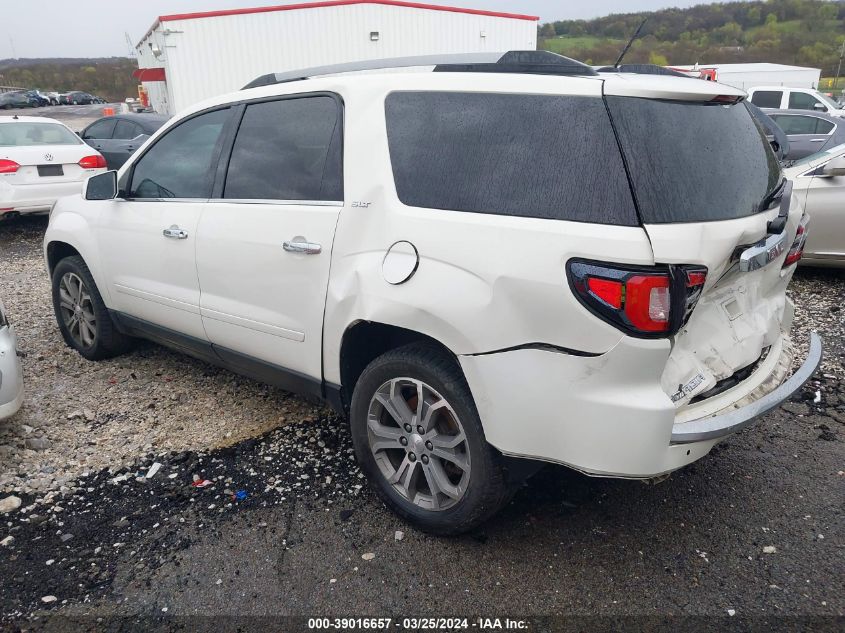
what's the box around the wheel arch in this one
[46,240,83,275]
[335,320,460,415]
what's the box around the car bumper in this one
[0,324,23,420]
[1,181,90,215]
[459,331,821,479]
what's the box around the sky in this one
[2,0,727,59]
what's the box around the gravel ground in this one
[0,215,842,627]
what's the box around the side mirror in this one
[813,102,827,111]
[819,155,845,177]
[85,170,118,200]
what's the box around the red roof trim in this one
[159,0,538,23]
[133,68,167,82]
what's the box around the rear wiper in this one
[764,178,792,235]
[759,177,786,213]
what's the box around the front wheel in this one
[350,344,513,535]
[51,256,133,361]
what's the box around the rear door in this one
[107,120,144,169]
[749,89,784,110]
[605,94,797,410]
[195,94,344,384]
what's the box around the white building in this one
[134,0,538,114]
[672,63,821,91]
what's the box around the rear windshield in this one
[385,92,638,226]
[0,122,81,147]
[606,97,781,223]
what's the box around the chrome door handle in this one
[810,138,826,142]
[163,225,188,239]
[283,237,321,254]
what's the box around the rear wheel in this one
[350,344,513,535]
[51,256,133,361]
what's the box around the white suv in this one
[748,85,845,118]
[44,52,822,534]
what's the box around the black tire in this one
[51,256,133,361]
[350,343,514,535]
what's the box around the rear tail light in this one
[783,215,809,268]
[0,159,20,174]
[78,154,107,169]
[568,260,708,338]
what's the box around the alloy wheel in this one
[58,272,96,348]
[367,377,470,511]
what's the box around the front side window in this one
[0,122,82,146]
[384,92,637,225]
[788,91,823,111]
[223,96,342,201]
[750,90,782,109]
[83,119,115,140]
[128,108,229,199]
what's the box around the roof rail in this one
[242,50,596,89]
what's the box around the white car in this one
[0,299,23,420]
[785,143,845,267]
[43,52,822,534]
[748,86,845,118]
[0,116,106,218]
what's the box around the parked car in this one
[0,92,33,110]
[24,90,49,107]
[0,298,23,420]
[80,114,169,169]
[62,92,94,105]
[0,116,107,217]
[748,86,845,118]
[44,52,822,534]
[762,109,845,160]
[785,144,845,267]
[44,91,61,106]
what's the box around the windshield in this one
[0,122,81,147]
[816,92,841,110]
[606,97,782,223]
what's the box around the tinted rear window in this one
[606,97,781,223]
[385,92,637,226]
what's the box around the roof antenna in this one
[614,17,648,68]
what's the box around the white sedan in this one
[785,143,845,267]
[0,116,106,218]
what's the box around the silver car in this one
[785,144,845,267]
[765,109,845,160]
[0,299,23,419]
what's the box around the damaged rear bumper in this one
[670,332,822,444]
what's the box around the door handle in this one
[283,237,321,254]
[163,225,188,239]
[810,138,826,142]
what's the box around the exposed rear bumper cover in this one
[670,332,822,444]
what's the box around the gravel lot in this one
[0,215,842,625]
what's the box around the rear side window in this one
[384,92,637,225]
[223,96,343,201]
[129,108,229,199]
[771,114,834,135]
[113,120,141,140]
[750,91,782,109]
[606,96,780,223]
[788,91,823,110]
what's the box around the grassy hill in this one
[0,58,138,101]
[539,0,845,75]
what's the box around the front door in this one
[97,107,232,343]
[195,95,344,384]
